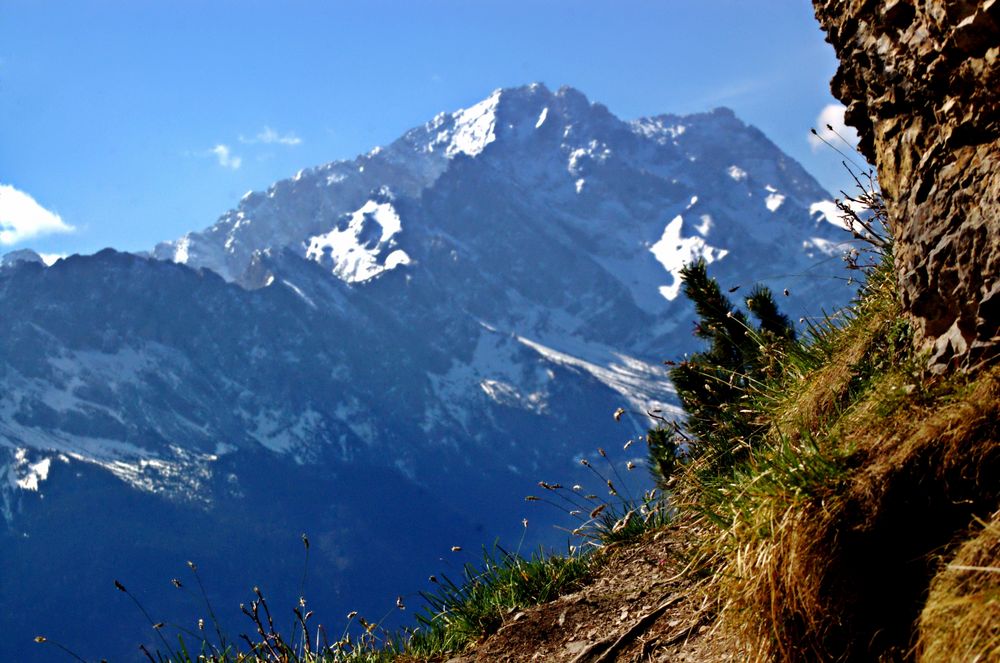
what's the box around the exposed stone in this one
[814,0,1000,370]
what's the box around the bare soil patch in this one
[417,525,743,662]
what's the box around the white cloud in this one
[809,103,860,151]
[239,126,302,146]
[0,183,75,246]
[211,144,242,169]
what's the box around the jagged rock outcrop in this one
[813,0,1000,369]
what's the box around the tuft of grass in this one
[403,543,591,656]
[526,437,674,550]
[918,510,1000,662]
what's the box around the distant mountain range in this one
[0,84,853,661]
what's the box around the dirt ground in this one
[435,526,744,662]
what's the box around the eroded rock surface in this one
[813,0,1000,369]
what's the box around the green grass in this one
[403,543,591,656]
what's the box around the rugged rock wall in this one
[813,0,1000,369]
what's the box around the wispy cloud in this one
[688,76,771,108]
[239,126,302,146]
[211,144,242,169]
[0,183,75,246]
[809,103,860,151]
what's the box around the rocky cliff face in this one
[813,0,1000,369]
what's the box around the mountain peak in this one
[154,85,844,301]
[442,88,502,158]
[0,249,45,269]
[554,84,591,105]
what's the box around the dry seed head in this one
[187,561,197,570]
[572,484,583,491]
[34,636,46,644]
[198,618,204,630]
[525,495,539,501]
[347,611,358,619]
[451,545,462,552]
[522,518,529,528]
[598,447,607,458]
[607,480,618,495]
[626,461,636,471]
[171,578,183,588]
[299,596,306,607]
[580,459,591,467]
[612,511,635,533]
[114,580,126,592]
[614,407,625,422]
[590,504,607,518]
[428,575,437,584]
[396,596,406,610]
[623,440,634,450]
[153,622,165,630]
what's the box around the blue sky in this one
[1,0,857,258]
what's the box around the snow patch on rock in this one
[444,89,501,158]
[649,215,729,301]
[535,107,549,129]
[810,200,849,229]
[305,200,410,283]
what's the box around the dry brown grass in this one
[693,279,1000,662]
[918,510,1000,663]
[770,308,889,440]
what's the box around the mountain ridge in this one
[0,84,855,661]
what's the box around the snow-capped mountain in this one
[1,84,854,660]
